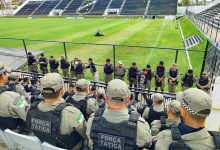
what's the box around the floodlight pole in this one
[113,45,116,79]
[22,39,29,62]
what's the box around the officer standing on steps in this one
[8,72,30,102]
[26,73,86,149]
[60,56,70,77]
[145,64,154,90]
[38,53,48,74]
[181,69,196,91]
[115,61,126,81]
[75,59,85,79]
[168,63,179,93]
[70,58,78,78]
[103,59,114,83]
[87,58,99,84]
[155,61,166,92]
[128,62,139,88]
[66,79,98,121]
[86,79,152,149]
[27,52,37,72]
[150,100,181,136]
[0,62,30,130]
[196,71,211,93]
[49,56,59,73]
[153,88,217,150]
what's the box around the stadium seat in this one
[0,129,13,149]
[42,142,67,150]
[4,129,43,150]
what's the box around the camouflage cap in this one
[152,93,164,102]
[9,72,21,79]
[177,88,212,117]
[97,88,105,96]
[0,62,11,74]
[106,79,130,101]
[75,79,91,90]
[40,73,64,93]
[166,100,181,114]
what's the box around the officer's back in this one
[86,79,152,149]
[153,88,217,150]
[66,79,98,121]
[0,62,30,131]
[26,73,86,149]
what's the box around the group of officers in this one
[0,61,219,150]
[28,52,211,94]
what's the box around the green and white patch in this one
[76,112,83,124]
[15,96,26,108]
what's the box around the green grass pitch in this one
[0,17,207,91]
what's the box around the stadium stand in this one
[15,1,43,16]
[88,0,110,15]
[62,0,84,15]
[120,0,148,15]
[108,0,123,9]
[147,0,178,15]
[32,1,59,15]
[199,3,220,28]
[55,0,71,10]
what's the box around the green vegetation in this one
[0,17,206,91]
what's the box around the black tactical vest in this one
[182,74,194,87]
[104,64,113,74]
[198,77,209,86]
[66,96,89,120]
[75,64,84,74]
[146,70,152,80]
[129,67,138,78]
[156,66,165,78]
[146,108,167,125]
[26,102,82,149]
[90,108,142,150]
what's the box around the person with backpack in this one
[66,79,98,121]
[151,100,181,136]
[152,88,218,150]
[26,73,86,149]
[86,79,152,150]
[103,59,114,83]
[142,93,167,125]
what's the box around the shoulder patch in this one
[76,112,83,124]
[138,117,146,123]
[14,96,26,108]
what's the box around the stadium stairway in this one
[15,1,43,16]
[108,0,123,9]
[184,35,204,49]
[76,0,96,15]
[32,0,59,15]
[88,0,110,15]
[62,0,84,15]
[120,0,148,16]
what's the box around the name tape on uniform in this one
[31,118,51,134]
[98,133,125,150]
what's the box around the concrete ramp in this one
[0,47,43,70]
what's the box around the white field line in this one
[178,20,193,69]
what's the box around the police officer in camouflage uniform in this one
[104,59,114,83]
[8,72,30,102]
[151,100,181,136]
[153,88,217,150]
[26,73,86,149]
[38,53,48,74]
[196,71,211,93]
[0,62,30,130]
[66,79,98,121]
[49,56,59,73]
[115,61,126,81]
[86,79,152,149]
[181,69,196,91]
